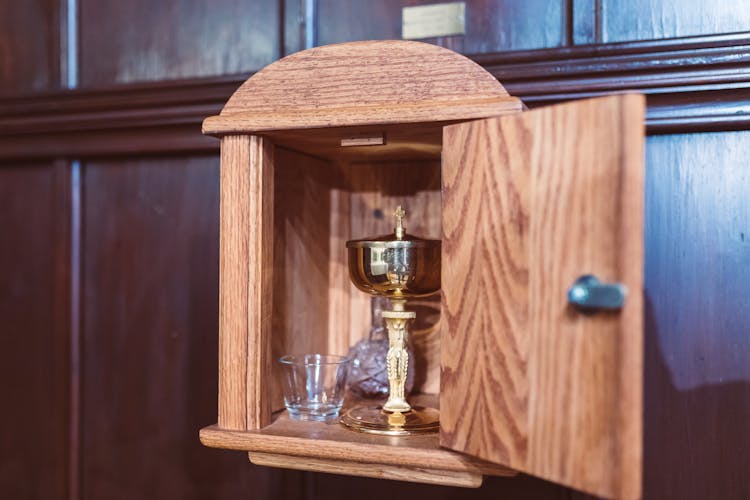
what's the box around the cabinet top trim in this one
[202,40,522,135]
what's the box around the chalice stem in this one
[382,299,415,413]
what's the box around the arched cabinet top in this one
[203,40,522,135]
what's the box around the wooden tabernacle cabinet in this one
[198,40,644,500]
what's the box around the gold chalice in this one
[340,206,441,435]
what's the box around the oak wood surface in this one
[219,135,274,430]
[264,123,444,162]
[248,451,482,488]
[203,40,521,135]
[201,395,516,486]
[271,147,337,410]
[441,94,645,499]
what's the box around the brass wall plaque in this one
[402,2,466,40]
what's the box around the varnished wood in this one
[643,132,750,500]
[248,452,483,488]
[271,147,339,410]
[2,34,750,160]
[79,0,279,85]
[315,0,565,53]
[441,94,645,499]
[597,0,750,42]
[200,396,516,486]
[203,40,521,135]
[219,135,274,430]
[0,163,70,499]
[265,123,444,162]
[0,0,59,96]
[80,156,287,499]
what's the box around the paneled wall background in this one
[1,1,748,499]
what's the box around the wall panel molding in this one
[1,33,749,159]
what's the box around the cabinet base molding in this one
[248,451,483,488]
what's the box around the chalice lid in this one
[346,206,441,249]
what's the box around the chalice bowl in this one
[340,206,440,435]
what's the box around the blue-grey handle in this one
[567,275,626,312]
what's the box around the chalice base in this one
[340,405,439,436]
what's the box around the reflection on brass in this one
[341,206,441,435]
[346,206,440,298]
[340,405,439,436]
[388,410,406,428]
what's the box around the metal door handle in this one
[567,275,626,312]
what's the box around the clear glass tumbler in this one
[279,354,350,421]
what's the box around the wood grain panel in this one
[316,0,565,53]
[0,163,69,500]
[219,136,274,430]
[248,452,483,488]
[441,95,645,499]
[0,0,59,96]
[80,155,299,499]
[598,0,750,42]
[204,40,520,135]
[200,395,515,481]
[643,132,750,500]
[271,147,336,410]
[79,0,279,85]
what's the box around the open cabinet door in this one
[440,95,645,499]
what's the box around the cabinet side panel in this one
[441,95,644,499]
[219,135,274,430]
[271,147,334,411]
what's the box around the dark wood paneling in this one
[644,131,750,500]
[0,162,69,499]
[80,156,302,499]
[3,34,750,160]
[79,0,280,86]
[599,0,750,42]
[481,33,750,103]
[316,0,565,53]
[0,0,59,96]
[1,2,749,498]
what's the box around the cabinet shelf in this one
[199,395,516,488]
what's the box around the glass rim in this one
[279,354,350,366]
